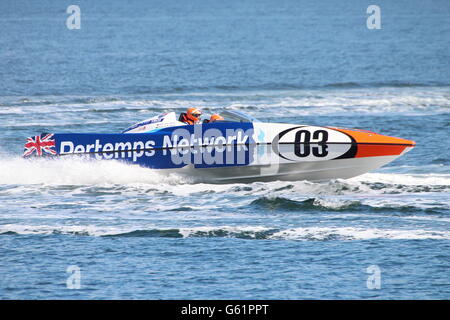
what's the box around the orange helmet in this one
[186,107,202,123]
[209,114,224,122]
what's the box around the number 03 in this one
[294,130,329,157]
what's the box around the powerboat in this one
[23,110,415,183]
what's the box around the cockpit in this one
[122,109,260,133]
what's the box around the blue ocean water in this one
[0,0,449,299]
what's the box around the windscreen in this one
[219,110,261,123]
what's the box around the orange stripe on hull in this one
[330,127,416,158]
[355,144,408,158]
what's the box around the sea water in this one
[0,0,449,299]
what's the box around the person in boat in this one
[179,107,202,125]
[203,114,224,123]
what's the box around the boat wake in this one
[0,154,448,244]
[0,154,448,195]
[0,155,188,186]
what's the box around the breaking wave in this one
[250,197,363,211]
[248,196,447,214]
[1,86,449,121]
[0,153,448,197]
[1,224,449,241]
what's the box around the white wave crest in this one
[270,227,450,240]
[350,172,450,186]
[0,156,186,185]
[178,225,270,238]
[0,224,132,236]
[2,87,449,121]
[2,224,449,240]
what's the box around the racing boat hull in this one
[23,114,415,183]
[174,154,404,183]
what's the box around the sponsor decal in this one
[60,139,156,162]
[23,133,57,157]
[56,126,255,166]
[272,126,355,161]
[166,127,253,166]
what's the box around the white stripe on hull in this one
[166,155,400,183]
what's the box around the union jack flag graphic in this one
[23,133,57,157]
